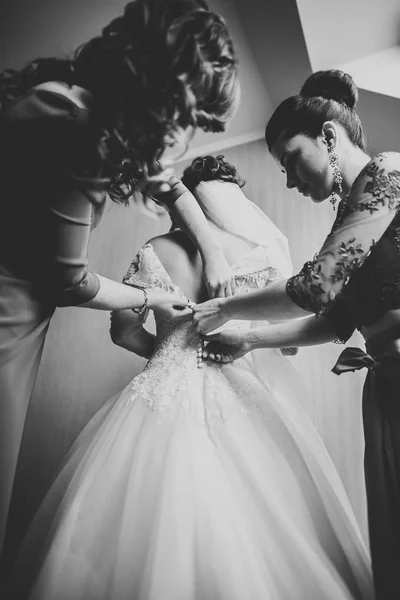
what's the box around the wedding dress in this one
[4,237,374,600]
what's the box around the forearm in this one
[110,309,156,358]
[170,191,220,261]
[78,275,157,311]
[225,280,310,322]
[246,315,337,350]
[114,329,155,359]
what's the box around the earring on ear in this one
[327,142,343,211]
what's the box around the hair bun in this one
[300,70,358,109]
[182,154,245,191]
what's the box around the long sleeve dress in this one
[0,81,109,558]
[0,80,196,562]
[285,151,400,600]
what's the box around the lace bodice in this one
[123,242,282,355]
[122,242,285,421]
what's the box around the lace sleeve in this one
[122,243,163,323]
[321,287,358,343]
[286,152,400,314]
[122,243,180,292]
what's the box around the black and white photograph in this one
[0,0,400,598]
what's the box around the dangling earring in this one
[328,144,343,211]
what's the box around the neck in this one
[340,146,371,197]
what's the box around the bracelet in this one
[132,287,149,316]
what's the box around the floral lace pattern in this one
[123,243,185,298]
[286,153,400,318]
[393,226,400,253]
[121,243,283,427]
[324,209,400,342]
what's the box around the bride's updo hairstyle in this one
[167,155,244,231]
[182,154,245,192]
[265,70,366,152]
[0,0,238,202]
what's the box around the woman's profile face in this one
[271,131,334,203]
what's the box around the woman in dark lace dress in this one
[0,0,239,562]
[193,70,400,600]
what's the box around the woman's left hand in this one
[202,330,252,363]
[140,167,175,198]
[192,297,229,335]
[147,290,192,319]
[202,249,236,298]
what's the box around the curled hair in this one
[0,0,238,203]
[265,70,366,152]
[182,154,245,192]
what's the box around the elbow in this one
[111,336,124,348]
[54,269,100,307]
[109,325,124,347]
[109,310,134,347]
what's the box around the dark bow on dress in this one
[331,347,379,375]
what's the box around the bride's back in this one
[149,225,258,304]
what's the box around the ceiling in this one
[186,0,400,158]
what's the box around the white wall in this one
[358,88,400,155]
[232,0,312,104]
[0,0,128,69]
[337,45,400,101]
[297,0,400,71]
[186,0,273,154]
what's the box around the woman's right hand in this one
[139,167,175,198]
[202,330,252,363]
[192,297,230,335]
[147,290,192,319]
[202,249,236,298]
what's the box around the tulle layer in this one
[5,348,373,600]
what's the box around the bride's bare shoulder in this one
[148,230,197,258]
[147,230,199,277]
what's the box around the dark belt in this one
[332,327,400,375]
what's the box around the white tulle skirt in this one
[4,345,374,600]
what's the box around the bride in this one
[3,156,374,599]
